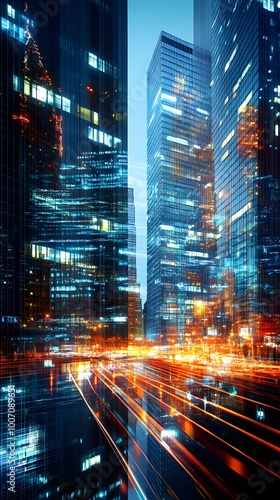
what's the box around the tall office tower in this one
[0,0,128,350]
[147,32,216,343]
[211,0,280,339]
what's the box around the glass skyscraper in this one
[147,32,216,343]
[0,0,128,351]
[211,0,280,340]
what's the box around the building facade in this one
[0,0,128,351]
[211,0,280,339]
[147,32,216,343]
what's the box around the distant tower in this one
[211,0,280,339]
[194,0,211,50]
[147,32,216,343]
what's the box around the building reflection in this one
[0,364,125,499]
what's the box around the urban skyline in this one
[1,1,280,499]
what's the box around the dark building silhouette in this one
[0,0,128,352]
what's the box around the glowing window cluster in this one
[88,126,120,147]
[16,77,71,113]
[186,251,209,258]
[82,454,101,472]
[1,17,25,42]
[31,244,73,265]
[7,4,15,18]
[88,52,118,78]
[78,105,98,124]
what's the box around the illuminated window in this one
[88,52,97,68]
[104,133,112,147]
[162,104,182,115]
[222,129,235,148]
[47,90,54,105]
[98,59,105,72]
[167,135,188,146]
[62,97,70,113]
[79,106,91,121]
[24,78,30,96]
[221,150,229,161]
[196,107,209,116]
[32,83,37,98]
[152,88,161,109]
[82,454,101,471]
[93,111,98,125]
[55,94,62,108]
[231,202,251,223]
[7,5,15,18]
[263,0,274,11]
[37,85,47,102]
[225,45,238,72]
[238,91,253,114]
[13,75,19,91]
[1,17,10,30]
[161,93,176,103]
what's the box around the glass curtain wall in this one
[147,32,216,343]
[211,0,280,341]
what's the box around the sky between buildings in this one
[128,0,194,302]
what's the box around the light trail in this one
[106,359,280,483]
[132,359,280,428]
[67,367,148,500]
[126,364,280,455]
[91,365,239,498]
[85,371,179,500]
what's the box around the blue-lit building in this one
[211,0,280,339]
[147,32,216,343]
[0,0,128,349]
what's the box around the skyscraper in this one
[211,0,280,340]
[0,0,128,351]
[147,32,216,343]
